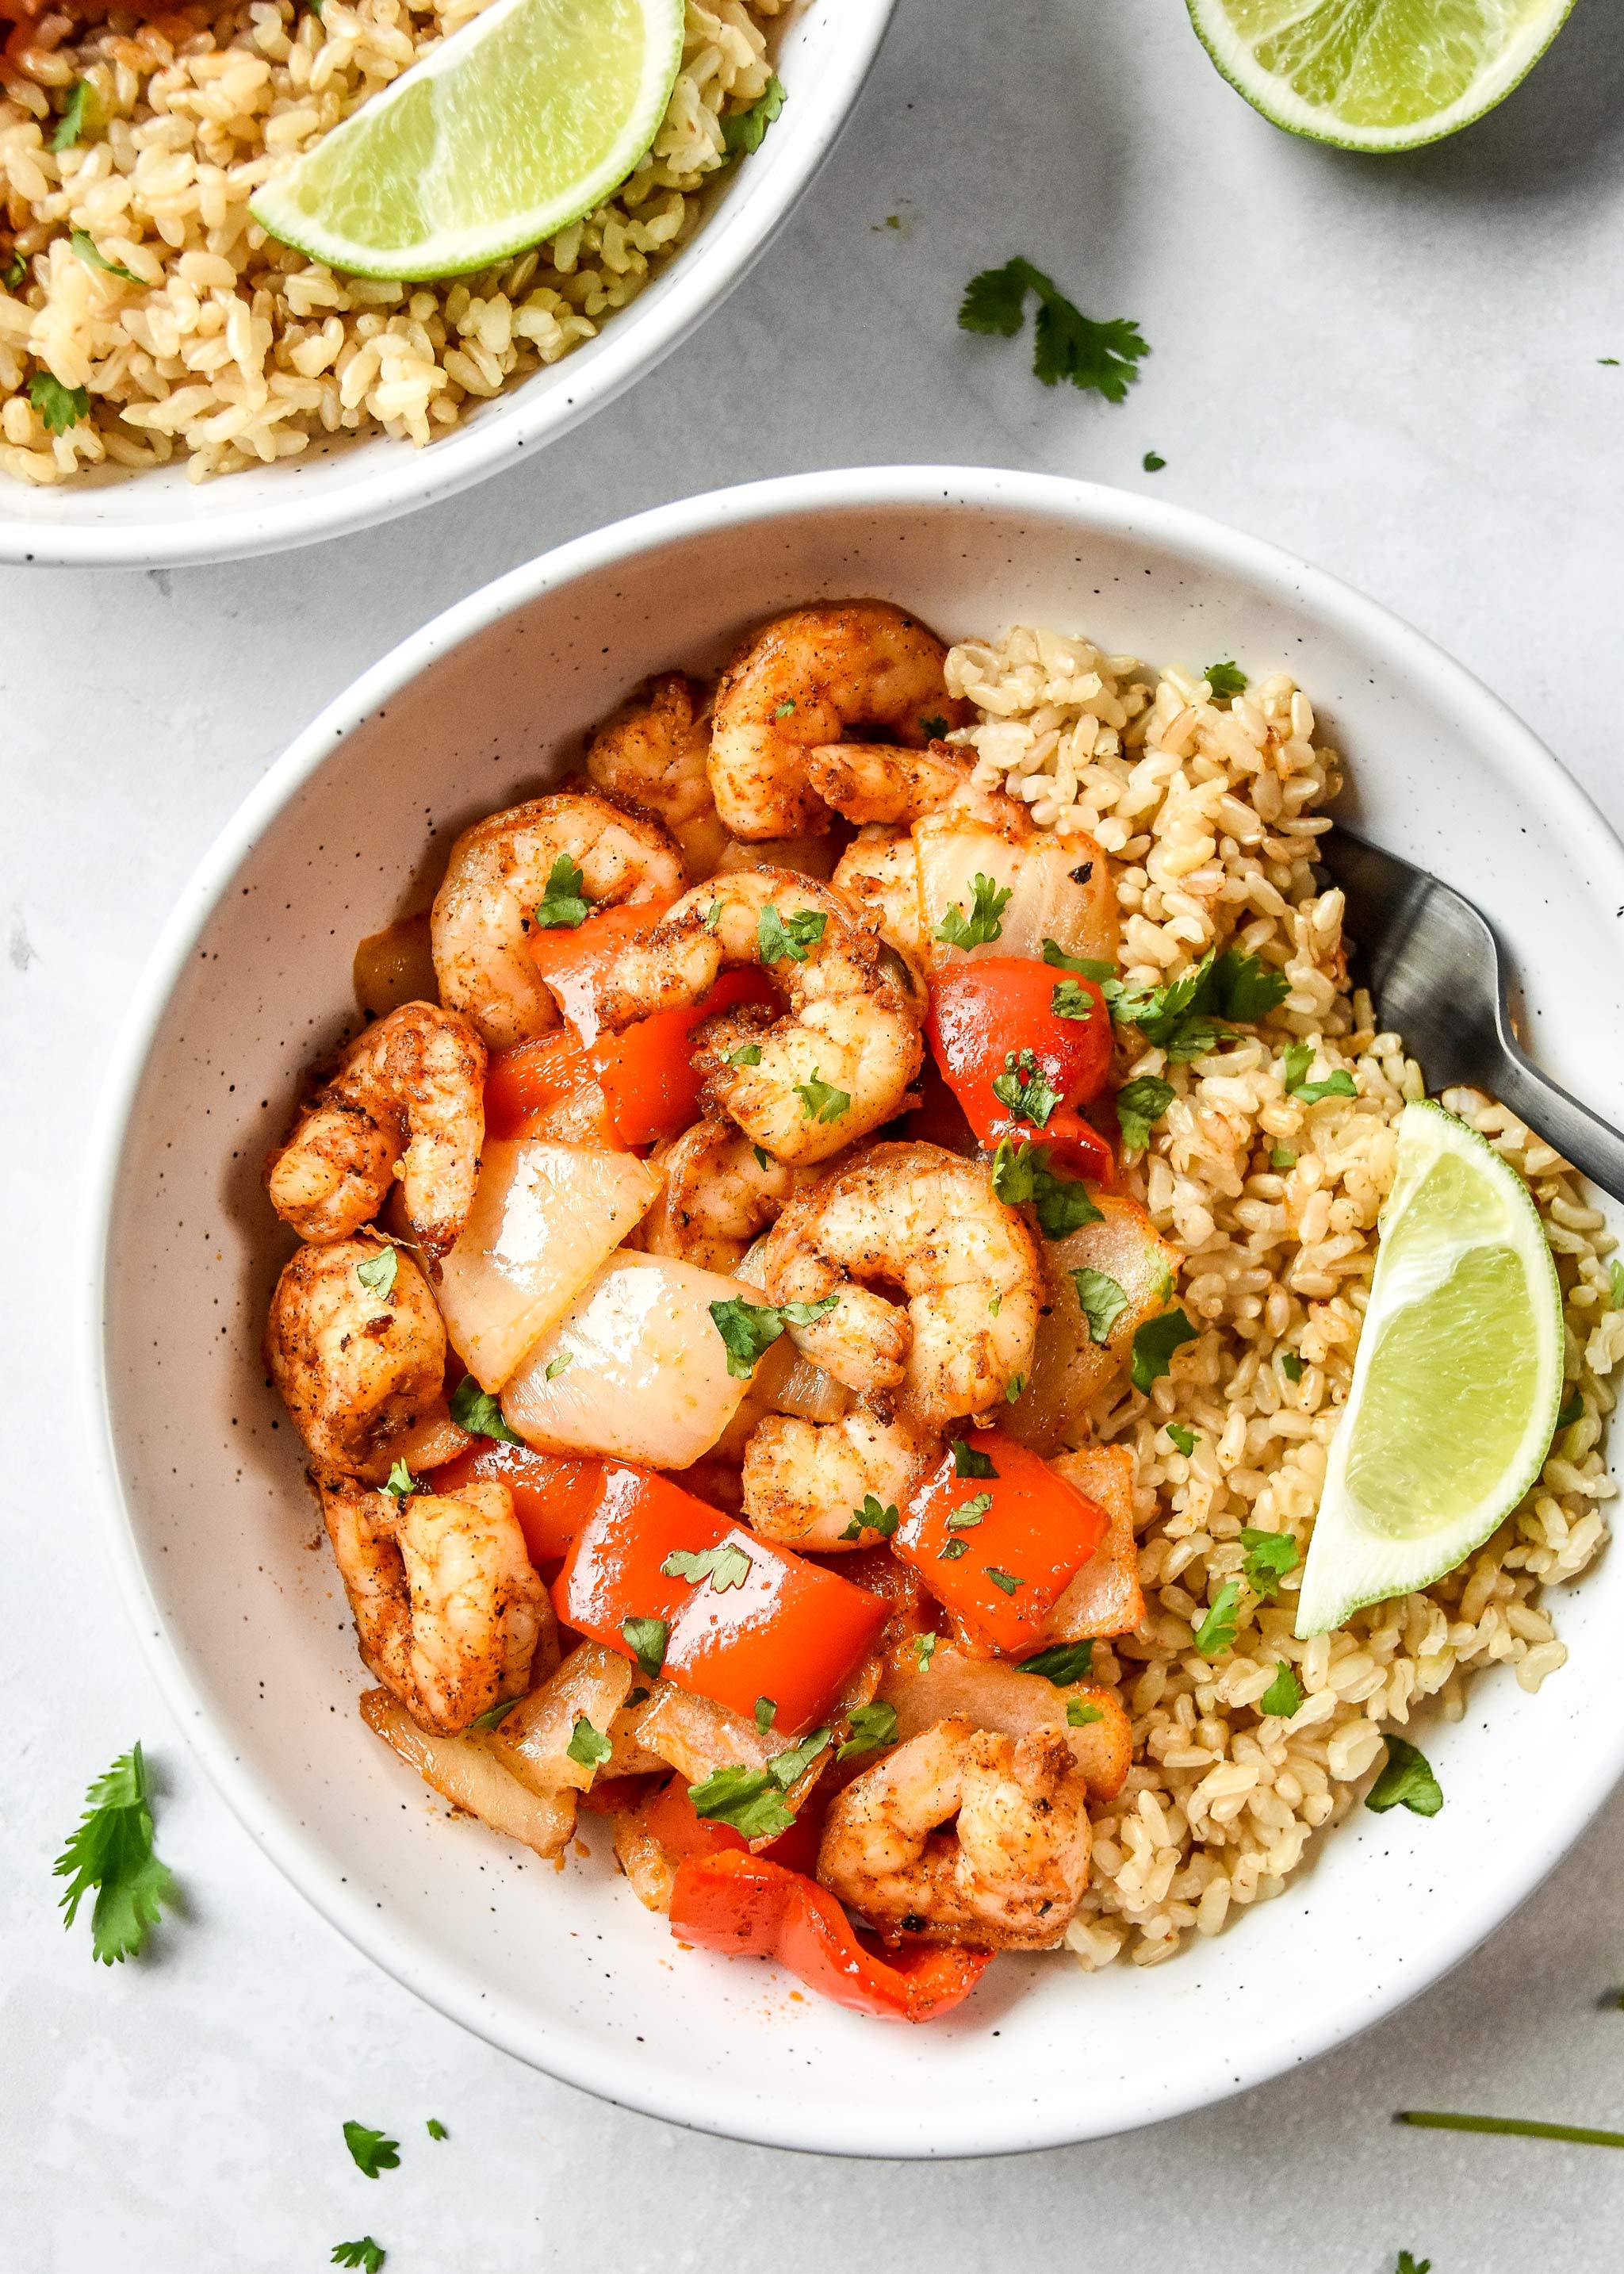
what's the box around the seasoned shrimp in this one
[817,1714,1093,1949]
[804,739,967,826]
[751,1142,1040,1426]
[743,1409,935,1551]
[265,1235,447,1482]
[586,673,730,881]
[318,1476,549,1735]
[596,869,923,1164]
[708,600,972,839]
[431,790,684,1050]
[265,1000,485,1259]
[832,824,928,970]
[640,1114,814,1273]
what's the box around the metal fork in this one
[1317,828,1624,1204]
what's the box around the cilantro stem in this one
[1398,2111,1624,2149]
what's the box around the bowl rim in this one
[82,463,1624,2155]
[0,0,895,571]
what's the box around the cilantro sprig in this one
[661,1543,752,1593]
[1365,1735,1442,1817]
[332,2242,386,2272]
[343,2122,400,2180]
[990,1134,1102,1240]
[1071,1264,1128,1346]
[1114,1075,1174,1152]
[689,1726,833,1838]
[708,1291,838,1378]
[1018,1639,1094,1685]
[1130,1308,1197,1394]
[722,72,784,156]
[1194,1580,1240,1659]
[840,1495,899,1542]
[622,1616,668,1682]
[55,1743,175,1964]
[990,1047,1059,1127]
[1044,938,1289,1059]
[959,257,1148,403]
[532,853,593,930]
[757,903,826,964]
[837,1702,899,1762]
[354,1245,398,1298]
[795,1068,851,1123]
[1239,1526,1300,1601]
[934,872,1012,949]
[450,1374,523,1444]
[28,370,90,433]
[1282,1041,1358,1105]
[1204,661,1248,700]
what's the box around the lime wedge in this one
[250,0,686,282]
[1295,1099,1562,1637]
[1185,0,1576,152]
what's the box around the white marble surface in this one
[7,0,1624,2261]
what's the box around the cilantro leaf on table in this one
[449,1375,523,1444]
[1129,1308,1197,1394]
[1194,1579,1241,1659]
[757,903,826,964]
[622,1616,668,1682]
[708,1291,838,1378]
[531,852,592,930]
[1394,2257,1431,2274]
[989,1134,1102,1240]
[343,2123,400,2180]
[1282,1041,1358,1104]
[425,2119,447,2142]
[1143,451,1166,472]
[837,1702,899,1762]
[1365,1735,1442,1817]
[722,72,784,156]
[1239,1526,1300,1601]
[1017,1639,1093,1685]
[959,257,1148,402]
[990,1048,1059,1127]
[934,871,1011,949]
[1071,1265,1128,1347]
[28,370,89,433]
[565,1715,612,1770]
[1204,661,1247,700]
[331,2242,386,2272]
[661,1543,753,1593]
[55,1743,175,1964]
[1260,1662,1304,1719]
[795,1068,851,1123]
[1114,1075,1174,1152]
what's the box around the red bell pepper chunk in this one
[588,965,778,1148]
[927,956,1112,1153]
[633,1771,825,1877]
[484,1030,604,1142]
[894,1428,1108,1653]
[999,1113,1115,1187]
[669,1850,992,2023]
[555,1466,887,1735]
[529,903,667,1043]
[432,1440,607,1567]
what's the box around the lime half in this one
[1186,0,1576,152]
[1295,1100,1562,1637]
[250,0,686,281]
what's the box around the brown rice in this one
[944,625,1621,1970]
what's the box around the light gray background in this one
[6,0,1624,2264]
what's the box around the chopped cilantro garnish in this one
[1555,1388,1584,1432]
[382,1458,415,1500]
[1050,977,1098,1022]
[1278,1350,1304,1385]
[28,370,90,433]
[1071,1265,1128,1347]
[426,2119,447,2141]
[1005,1370,1026,1404]
[1166,1422,1196,1456]
[1365,1735,1442,1817]
[1239,1526,1299,1600]
[1115,1074,1174,1152]
[939,1538,969,1562]
[70,228,141,284]
[959,257,1148,402]
[544,1349,573,1381]
[468,1697,521,1731]
[343,2123,400,2180]
[947,1493,992,1529]
[950,1438,998,1478]
[990,1047,1059,1126]
[531,852,592,930]
[920,713,949,738]
[354,1244,398,1298]
[687,1764,794,1840]
[1057,941,1287,1060]
[51,78,90,151]
[54,1743,175,1964]
[795,1067,851,1123]
[840,1495,899,1541]
[621,1616,668,1682]
[1130,1308,1197,1393]
[2,251,25,290]
[449,1375,523,1444]
[837,1702,899,1762]
[1018,1639,1094,1685]
[565,1715,612,1770]
[934,871,1012,949]
[755,1696,776,1736]
[1193,1579,1240,1659]
[661,1542,753,1593]
[707,1291,838,1377]
[704,900,723,932]
[726,1042,763,1067]
[331,2242,385,2272]
[757,903,826,964]
[1204,660,1247,700]
[773,699,796,719]
[1260,1661,1303,1718]
[1282,1041,1358,1104]
[722,72,784,157]
[989,1134,1102,1239]
[986,1566,1022,1596]
[914,1632,939,1669]
[1394,2257,1431,2274]
[752,1143,771,1170]
[1270,1145,1297,1169]
[1066,1700,1104,1728]
[1610,1260,1624,1310]
[1142,450,1166,471]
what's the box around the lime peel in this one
[1295,1099,1562,1637]
[249,0,686,282]
[1185,0,1577,154]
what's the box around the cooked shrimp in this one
[708,600,971,839]
[742,1409,935,1551]
[832,824,928,970]
[265,1235,447,1482]
[817,1715,1093,1950]
[318,1475,549,1735]
[586,673,729,881]
[431,790,684,1050]
[640,1114,814,1274]
[265,1000,485,1258]
[596,869,923,1164]
[804,739,967,826]
[751,1141,1040,1426]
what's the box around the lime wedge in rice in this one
[1295,1099,1562,1637]
[250,0,686,282]
[1185,0,1576,153]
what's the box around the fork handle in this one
[1492,1033,1624,1206]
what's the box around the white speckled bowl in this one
[86,466,1624,2155]
[1,0,891,569]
